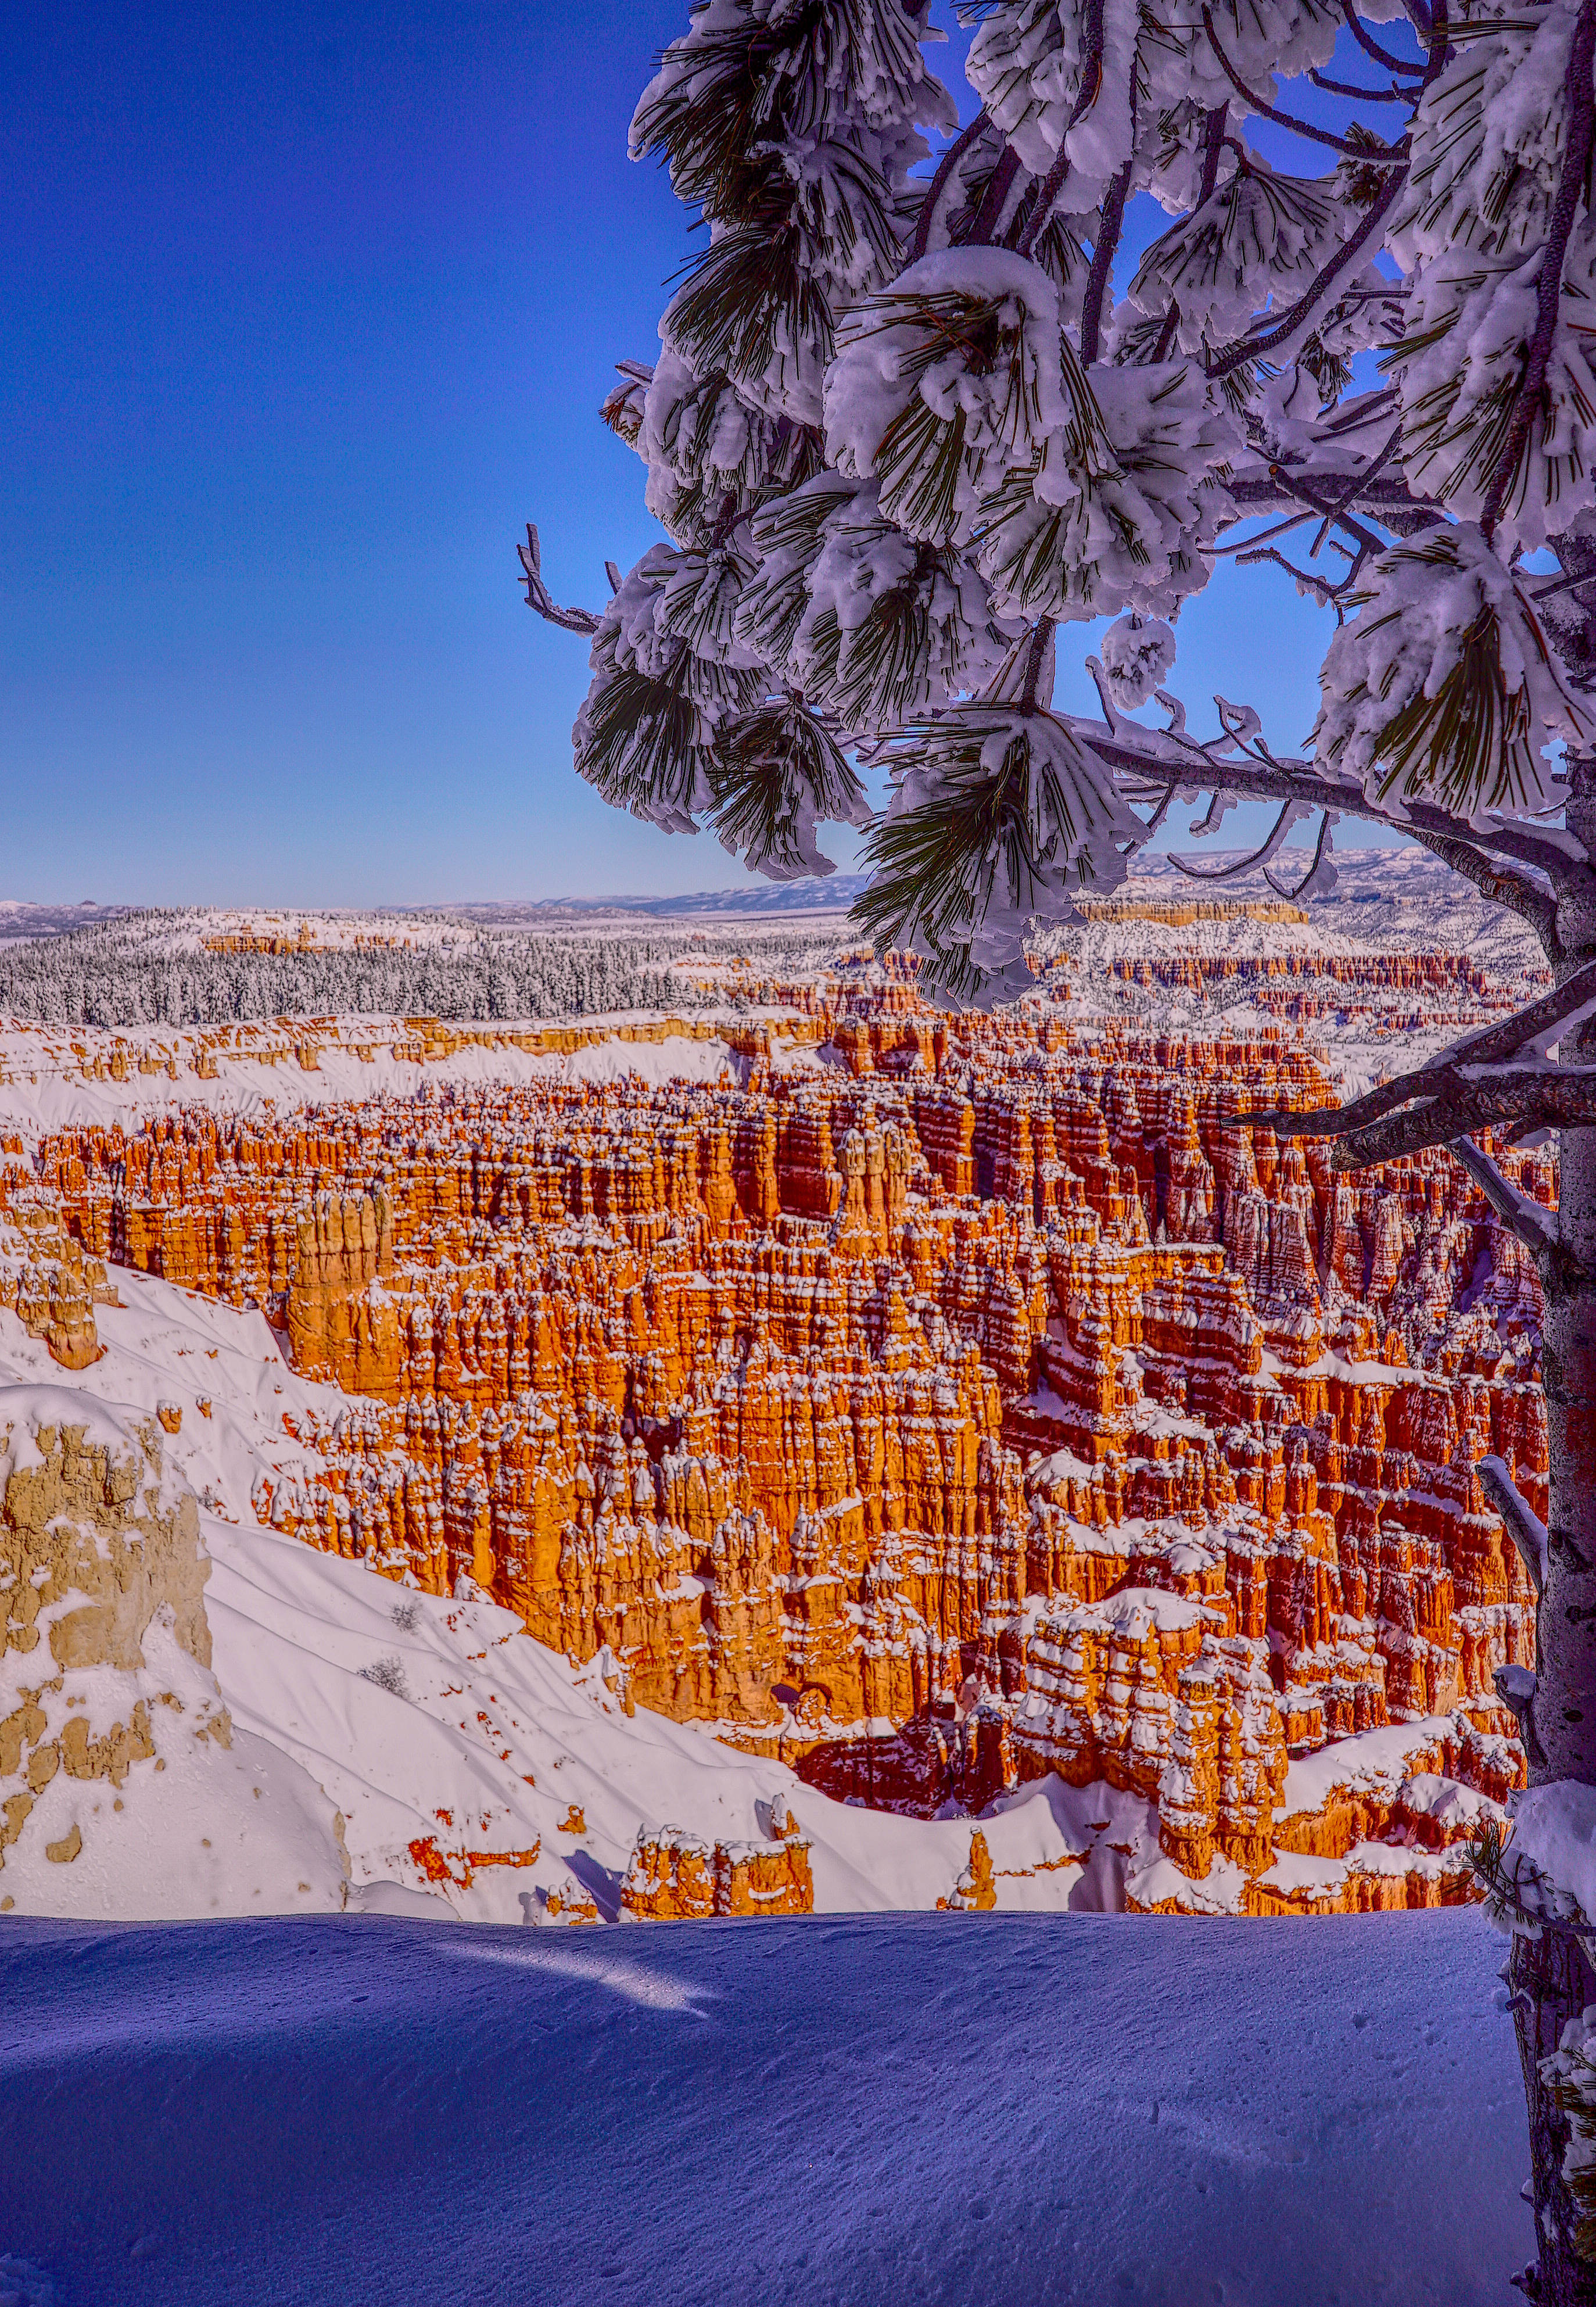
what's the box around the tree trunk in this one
[1542,757,1596,1781]
[1517,752,1596,2298]
[1511,1927,1596,2304]
[1505,1143,1596,2301]
[1538,1129,1596,1787]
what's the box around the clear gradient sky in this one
[2,2,1389,907]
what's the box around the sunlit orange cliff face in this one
[23,980,1544,1916]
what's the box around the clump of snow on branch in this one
[745,479,1021,732]
[861,700,1141,1004]
[965,0,1342,183]
[1314,525,1586,823]
[574,544,762,832]
[633,0,955,428]
[824,250,1086,544]
[1482,1781,1596,1937]
[1099,614,1178,710]
[1395,0,1596,551]
[1127,162,1346,351]
[980,362,1235,621]
[639,352,806,544]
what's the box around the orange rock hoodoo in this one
[34,993,1546,1915]
[622,1812,815,1919]
[1099,948,1543,1034]
[0,1142,119,1371]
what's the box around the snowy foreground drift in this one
[0,1908,1530,2306]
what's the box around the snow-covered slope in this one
[0,1905,1530,2305]
[0,1017,738,1141]
[203,1523,1150,1923]
[0,1274,1157,1925]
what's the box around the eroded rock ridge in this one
[30,994,1545,1915]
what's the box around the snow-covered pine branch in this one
[525,0,1596,1002]
[1452,1133,1563,1264]
[1477,1453,1551,1597]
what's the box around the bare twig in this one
[1254,464,1391,565]
[910,109,990,263]
[1170,796,1302,880]
[1140,777,1181,839]
[1342,421,1406,505]
[1263,808,1334,898]
[1309,67,1412,101]
[1085,651,1121,729]
[1210,510,1318,555]
[1202,9,1409,157]
[517,524,602,636]
[1320,386,1401,434]
[1236,544,1339,602]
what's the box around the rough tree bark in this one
[1512,1925,1596,2304]
[1507,753,1596,2304]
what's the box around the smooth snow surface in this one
[0,1907,1527,2305]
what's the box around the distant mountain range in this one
[433,841,1453,922]
[637,875,873,916]
[0,841,1456,944]
[432,879,872,925]
[0,900,128,943]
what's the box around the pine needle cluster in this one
[537,0,1596,1000]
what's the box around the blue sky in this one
[1,2,1391,905]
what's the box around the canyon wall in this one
[23,984,1547,1915]
[0,1407,225,1896]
